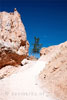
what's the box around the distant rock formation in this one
[39,41,67,100]
[0,9,29,68]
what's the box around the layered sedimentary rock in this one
[0,8,29,68]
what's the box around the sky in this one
[0,0,67,57]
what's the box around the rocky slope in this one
[0,57,56,100]
[0,9,67,100]
[0,41,66,100]
[0,8,29,68]
[39,41,67,100]
[40,45,56,56]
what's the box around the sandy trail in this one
[0,57,57,100]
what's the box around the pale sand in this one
[0,59,57,100]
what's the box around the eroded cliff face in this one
[39,41,67,100]
[0,8,29,68]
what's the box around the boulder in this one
[0,8,29,69]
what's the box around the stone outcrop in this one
[39,41,67,100]
[0,8,29,69]
[40,42,67,56]
[40,46,56,56]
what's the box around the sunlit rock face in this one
[0,8,29,68]
[39,41,67,100]
[40,46,56,56]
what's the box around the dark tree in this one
[32,36,42,54]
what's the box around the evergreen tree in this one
[32,36,42,54]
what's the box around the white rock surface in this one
[0,9,29,68]
[0,8,29,54]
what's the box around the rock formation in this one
[39,41,67,100]
[0,8,29,69]
[40,46,56,56]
